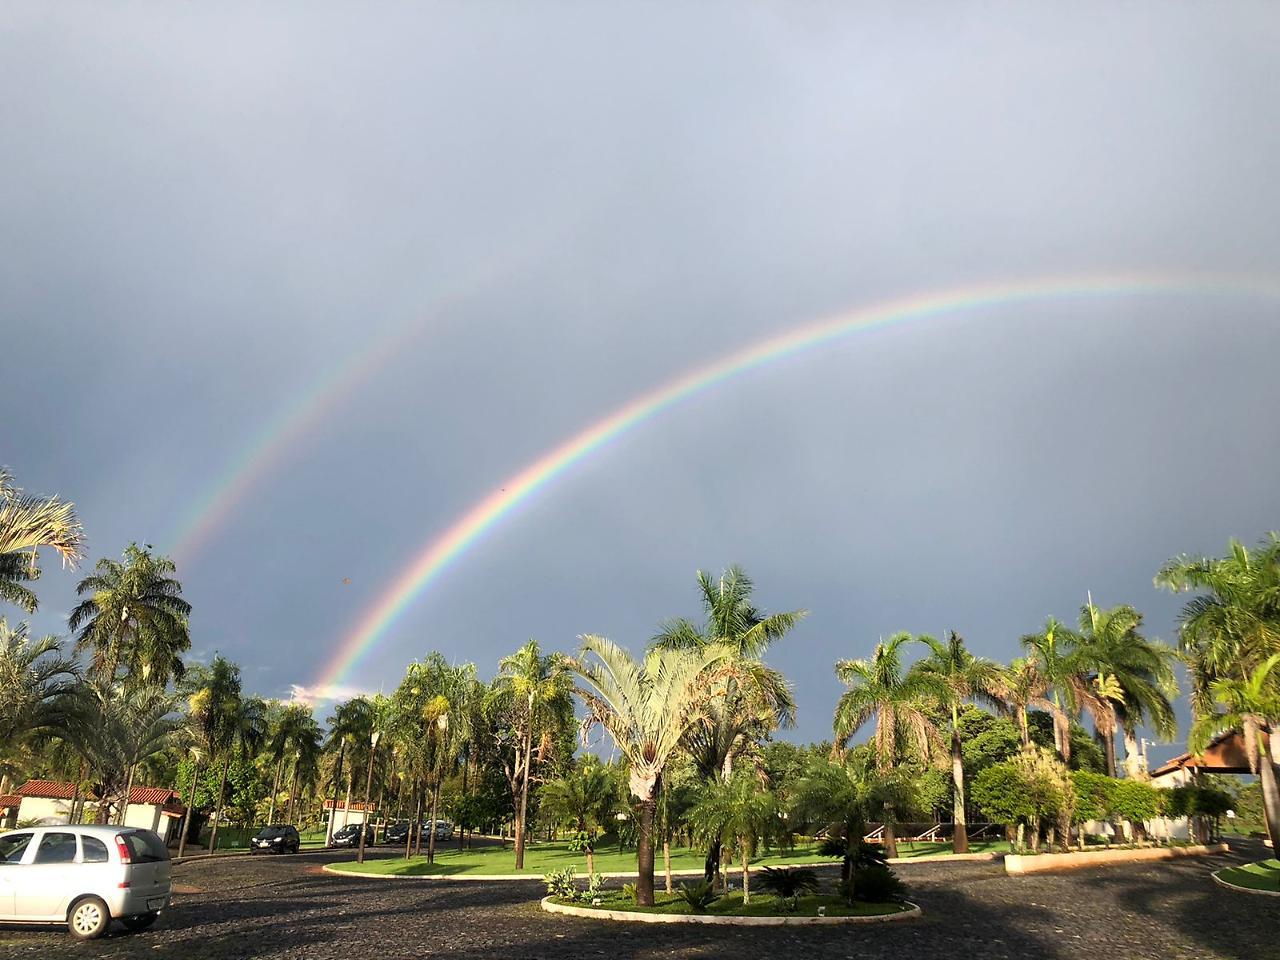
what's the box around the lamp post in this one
[357,729,382,864]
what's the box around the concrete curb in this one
[323,851,997,881]
[1005,843,1229,875]
[539,895,922,925]
[1211,866,1280,897]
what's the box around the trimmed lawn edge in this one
[1005,843,1229,876]
[323,851,997,881]
[1212,865,1280,897]
[539,896,922,925]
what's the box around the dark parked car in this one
[330,823,375,848]
[383,821,412,845]
[250,825,300,854]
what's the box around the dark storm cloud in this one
[4,3,1279,761]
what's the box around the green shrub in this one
[676,880,719,912]
[580,872,605,903]
[756,867,819,911]
[621,882,638,904]
[1072,771,1116,823]
[542,867,577,899]
[841,865,906,903]
[1111,779,1159,824]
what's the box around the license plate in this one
[147,898,166,911]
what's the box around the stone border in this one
[1005,843,1229,875]
[1211,866,1280,897]
[324,851,996,881]
[539,895,922,925]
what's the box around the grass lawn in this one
[551,891,907,918]
[327,838,1008,877]
[1215,859,1280,893]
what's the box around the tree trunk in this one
[1256,728,1280,853]
[119,763,136,827]
[209,753,232,854]
[882,802,898,859]
[357,741,377,864]
[326,745,345,845]
[636,792,657,907]
[1018,708,1030,746]
[513,717,534,869]
[413,785,426,858]
[286,757,299,825]
[703,841,721,886]
[268,755,284,826]
[342,762,354,832]
[950,716,969,854]
[1103,730,1118,778]
[740,843,750,904]
[663,839,672,893]
[427,784,441,865]
[405,786,420,860]
[178,756,202,859]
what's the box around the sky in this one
[4,3,1279,766]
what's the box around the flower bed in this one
[540,892,920,925]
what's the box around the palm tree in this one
[264,703,314,825]
[686,773,775,902]
[652,566,802,879]
[832,631,944,858]
[177,658,242,857]
[541,759,615,875]
[912,631,1003,853]
[790,752,876,880]
[0,620,77,791]
[0,468,84,612]
[1189,654,1280,850]
[995,656,1056,747]
[1073,600,1178,776]
[208,691,267,854]
[285,711,324,825]
[324,698,373,845]
[487,640,573,869]
[570,634,733,906]
[1019,617,1108,764]
[68,543,190,687]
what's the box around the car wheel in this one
[68,896,111,940]
[122,912,160,933]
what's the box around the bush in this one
[756,867,819,911]
[621,882,638,904]
[1111,780,1159,825]
[972,763,1034,827]
[1072,771,1116,823]
[542,867,577,899]
[841,865,906,903]
[676,880,719,912]
[580,872,605,903]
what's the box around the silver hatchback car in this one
[0,825,172,940]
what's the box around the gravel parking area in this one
[2,840,1270,960]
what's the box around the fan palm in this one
[0,468,83,612]
[833,631,944,858]
[0,620,77,788]
[487,640,573,868]
[912,631,1003,852]
[570,634,733,905]
[68,543,190,687]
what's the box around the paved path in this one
[2,840,1270,959]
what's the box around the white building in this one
[10,780,186,844]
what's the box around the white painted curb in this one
[323,851,997,882]
[539,896,922,925]
[1005,843,1229,875]
[1212,867,1280,897]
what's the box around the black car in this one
[383,821,413,845]
[330,823,375,848]
[250,824,300,854]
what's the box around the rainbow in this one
[311,271,1280,695]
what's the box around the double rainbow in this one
[310,271,1278,696]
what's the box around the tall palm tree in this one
[832,631,944,858]
[1019,617,1107,764]
[1189,654,1280,850]
[177,657,242,857]
[1073,600,1178,776]
[324,698,373,845]
[653,566,802,880]
[686,773,775,902]
[912,631,1003,853]
[285,711,324,825]
[570,634,733,906]
[208,692,267,854]
[0,620,77,791]
[69,543,190,687]
[0,468,83,612]
[487,640,573,869]
[995,656,1054,746]
[265,703,313,825]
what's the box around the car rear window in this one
[82,836,110,863]
[34,832,78,864]
[0,832,33,863]
[122,831,170,863]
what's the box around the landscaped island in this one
[1214,858,1280,894]
[541,891,915,922]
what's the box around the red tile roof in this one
[0,794,20,811]
[128,787,181,806]
[15,779,78,800]
[322,800,378,811]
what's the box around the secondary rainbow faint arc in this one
[313,270,1280,693]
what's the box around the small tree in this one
[687,773,775,903]
[971,763,1034,849]
[1110,779,1159,842]
[1071,771,1116,846]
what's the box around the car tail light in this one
[114,835,132,864]
[118,881,131,889]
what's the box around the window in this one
[122,831,169,863]
[82,836,109,863]
[0,833,32,864]
[34,832,78,864]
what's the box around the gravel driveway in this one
[1,841,1270,960]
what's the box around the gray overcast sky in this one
[4,3,1279,762]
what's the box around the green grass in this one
[1215,859,1280,893]
[327,838,1008,877]
[553,891,907,917]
